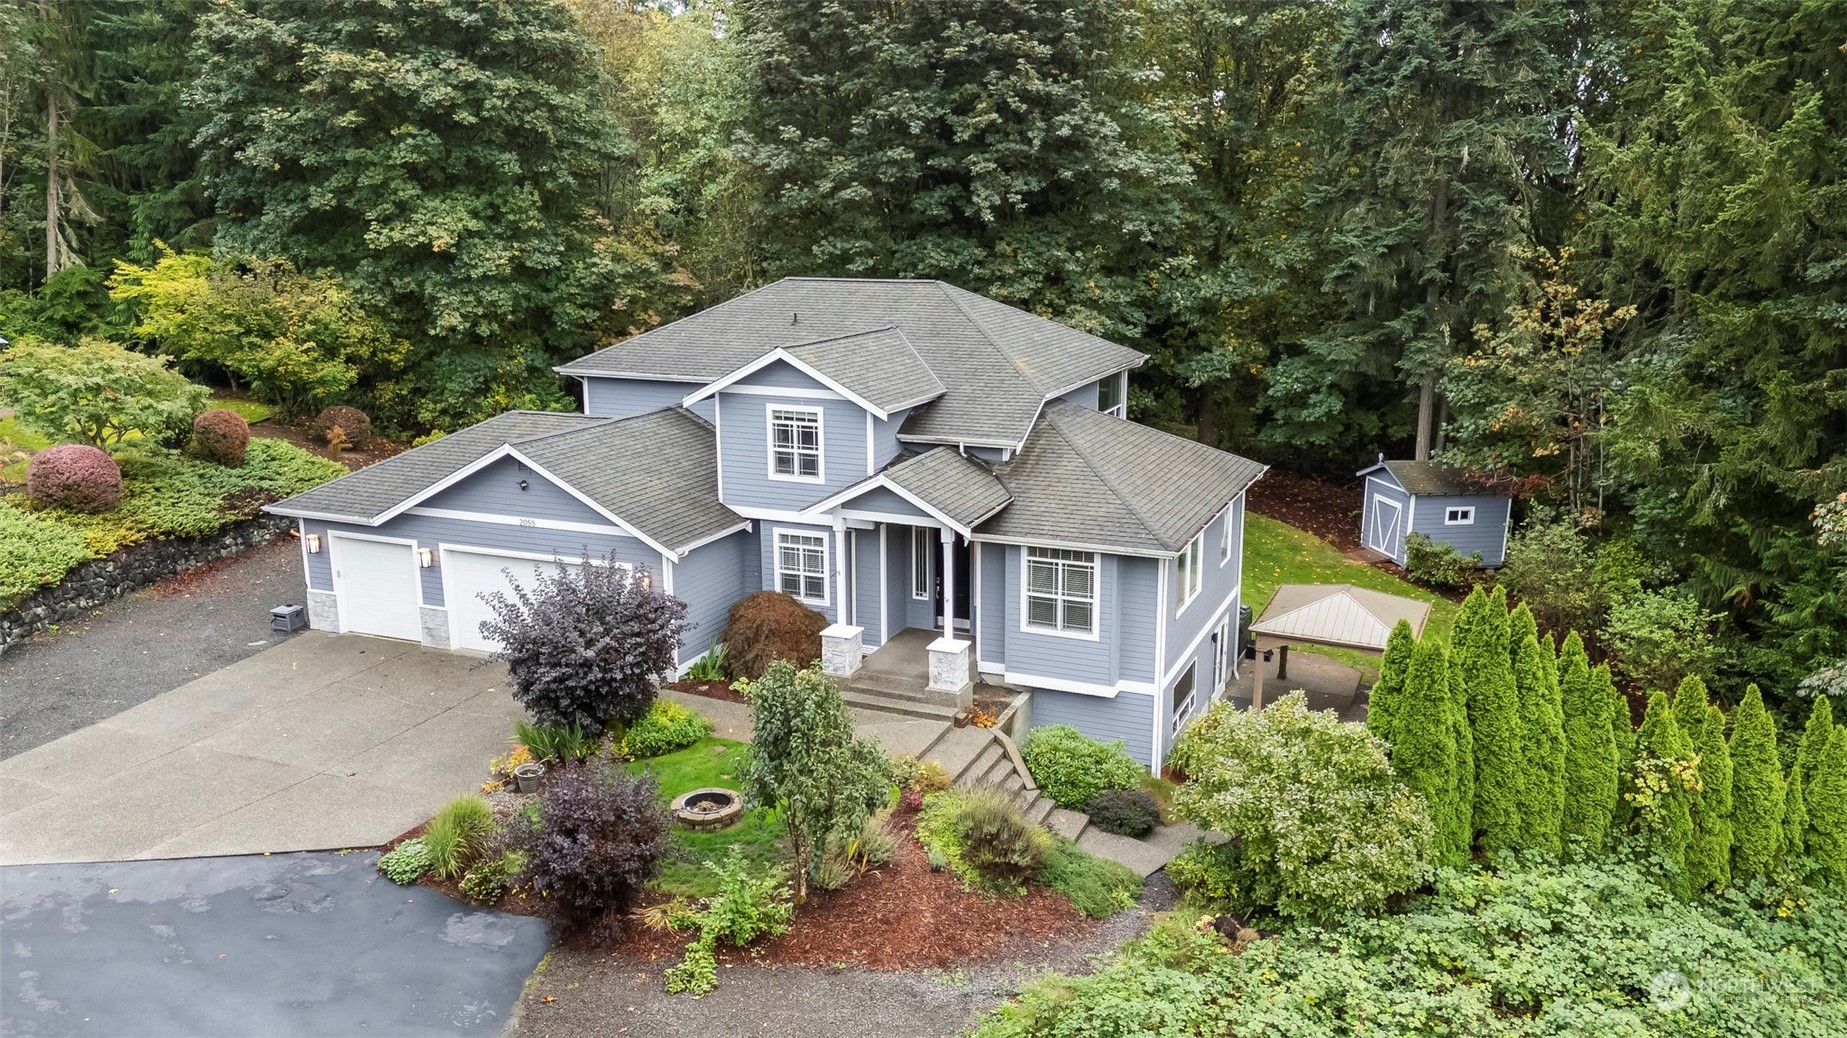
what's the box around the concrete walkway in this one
[0,632,520,865]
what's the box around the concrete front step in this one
[839,688,960,722]
[919,723,991,779]
[847,674,948,706]
[1046,807,1089,841]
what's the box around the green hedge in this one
[621,698,714,759]
[1021,724,1145,810]
[1,438,346,607]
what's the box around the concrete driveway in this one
[0,632,521,865]
[1,851,549,1037]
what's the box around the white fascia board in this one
[681,348,888,419]
[801,475,972,537]
[969,533,1177,560]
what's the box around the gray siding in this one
[1000,545,1118,686]
[883,525,909,644]
[1164,495,1243,677]
[902,523,938,631]
[1159,594,1236,765]
[1410,494,1511,567]
[421,456,608,527]
[670,527,752,665]
[716,369,872,512]
[872,407,910,470]
[757,521,838,624]
[976,542,1006,667]
[1118,556,1159,683]
[1361,478,1411,564]
[843,485,933,522]
[1028,689,1156,768]
[582,376,713,422]
[851,527,883,647]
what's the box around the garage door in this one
[332,536,421,641]
[444,551,582,653]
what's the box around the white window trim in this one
[1171,661,1197,736]
[1444,505,1476,526]
[772,528,829,605]
[1020,546,1100,641]
[911,527,932,601]
[1098,370,1127,419]
[1212,616,1230,694]
[1175,533,1204,614]
[1218,505,1232,567]
[766,404,825,485]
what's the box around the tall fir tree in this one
[1808,728,1847,885]
[1463,587,1522,853]
[1632,690,1696,897]
[1511,614,1565,854]
[1559,632,1619,849]
[1727,686,1786,882]
[1689,705,1735,892]
[1392,638,1469,865]
[1797,697,1834,793]
[1366,619,1416,746]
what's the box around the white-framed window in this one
[1444,505,1475,526]
[911,527,932,601]
[1213,617,1230,692]
[775,531,828,603]
[1219,507,1232,565]
[1023,546,1097,637]
[1175,533,1204,611]
[767,406,823,482]
[1172,662,1197,735]
[1098,371,1126,418]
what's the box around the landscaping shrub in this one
[722,591,826,679]
[459,850,527,905]
[28,444,123,512]
[685,641,728,681]
[664,850,795,996]
[0,503,93,605]
[514,720,597,764]
[0,336,208,447]
[1604,587,1723,693]
[189,408,250,467]
[482,554,689,736]
[377,838,431,885]
[1086,789,1162,838]
[1020,725,1144,810]
[1403,532,1480,588]
[917,787,1047,893]
[1168,692,1435,921]
[1037,838,1142,919]
[423,795,496,880]
[513,759,671,939]
[621,699,713,759]
[310,404,372,448]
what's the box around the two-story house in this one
[265,279,1266,770]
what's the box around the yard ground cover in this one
[207,394,274,424]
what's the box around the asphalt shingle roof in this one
[557,278,1145,447]
[881,448,1012,530]
[977,401,1268,555]
[1370,459,1492,497]
[781,326,944,414]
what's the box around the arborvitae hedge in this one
[1511,619,1564,855]
[1785,766,1809,858]
[1394,638,1469,865]
[1727,687,1785,882]
[1809,728,1847,885]
[1672,677,1727,893]
[1797,697,1833,793]
[1366,619,1415,747]
[1559,632,1618,848]
[1688,703,1734,893]
[1635,690,1695,896]
[1464,588,1522,854]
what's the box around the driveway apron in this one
[0,632,523,865]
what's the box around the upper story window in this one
[775,531,828,603]
[1097,371,1126,418]
[1444,506,1475,526]
[768,406,822,482]
[1219,506,1232,565]
[1024,546,1097,637]
[1175,532,1204,611]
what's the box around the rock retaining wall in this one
[0,515,294,656]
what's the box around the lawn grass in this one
[0,417,49,482]
[208,395,275,424]
[1243,513,1459,676]
[628,737,787,898]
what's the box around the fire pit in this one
[671,787,743,831]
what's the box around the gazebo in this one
[1245,583,1432,710]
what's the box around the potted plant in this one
[512,761,544,794]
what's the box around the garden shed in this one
[1356,457,1511,568]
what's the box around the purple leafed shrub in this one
[514,759,670,939]
[477,551,689,734]
[27,444,123,512]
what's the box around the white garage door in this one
[332,536,421,641]
[444,550,582,653]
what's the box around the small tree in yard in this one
[0,336,208,447]
[1170,692,1435,921]
[479,552,688,736]
[1728,686,1785,882]
[514,759,670,940]
[743,660,890,903]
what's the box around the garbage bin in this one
[1238,604,1255,659]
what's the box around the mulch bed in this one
[662,678,747,704]
[1247,468,1364,552]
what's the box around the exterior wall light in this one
[418,548,435,568]
[304,533,322,554]
[517,479,529,491]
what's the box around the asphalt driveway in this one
[0,632,522,865]
[1,851,550,1037]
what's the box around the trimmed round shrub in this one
[27,444,123,512]
[512,759,670,940]
[723,591,827,679]
[311,404,372,448]
[189,408,250,467]
[1021,724,1145,810]
[621,698,713,758]
[1086,789,1162,838]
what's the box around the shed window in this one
[1444,506,1475,526]
[775,531,828,603]
[1024,547,1096,636]
[768,407,822,481]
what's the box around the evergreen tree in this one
[1511,613,1564,854]
[1727,686,1786,882]
[1392,638,1468,865]
[1671,677,1726,891]
[1797,697,1834,793]
[1784,766,1808,859]
[1366,619,1416,746]
[1632,691,1696,897]
[1559,632,1618,849]
[1464,587,1521,853]
[1809,728,1847,885]
[1604,664,1637,830]
[1689,704,1734,892]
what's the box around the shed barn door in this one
[1367,495,1405,559]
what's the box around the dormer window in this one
[768,406,822,482]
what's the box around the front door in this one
[933,534,972,631]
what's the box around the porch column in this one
[939,526,956,637]
[833,516,849,621]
